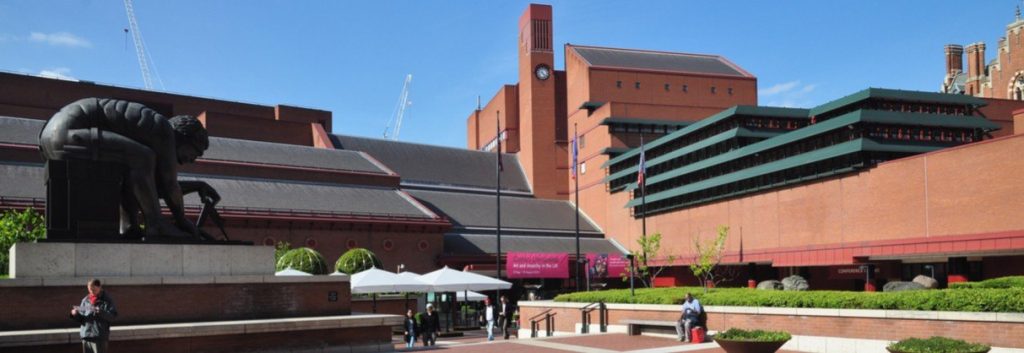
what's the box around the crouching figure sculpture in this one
[39,98,223,241]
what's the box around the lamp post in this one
[396,264,405,273]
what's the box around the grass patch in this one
[887,337,990,353]
[715,328,791,342]
[554,286,1024,312]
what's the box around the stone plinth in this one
[11,242,273,278]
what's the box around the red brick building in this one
[470,3,1024,290]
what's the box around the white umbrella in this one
[275,268,312,276]
[457,290,487,301]
[351,268,431,294]
[416,266,511,292]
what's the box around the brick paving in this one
[391,332,804,353]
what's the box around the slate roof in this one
[0,163,435,218]
[444,233,626,255]
[203,137,387,174]
[407,189,600,233]
[331,134,531,192]
[0,116,43,145]
[571,45,752,78]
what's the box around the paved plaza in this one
[393,332,800,353]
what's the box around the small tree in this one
[690,225,729,293]
[0,208,46,276]
[276,247,329,275]
[623,232,675,288]
[335,247,383,275]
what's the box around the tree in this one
[335,247,383,275]
[690,225,729,293]
[0,208,46,276]
[623,232,675,288]
[276,247,329,275]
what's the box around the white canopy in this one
[275,268,312,276]
[416,266,511,292]
[458,290,488,301]
[351,268,431,294]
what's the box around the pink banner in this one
[506,252,569,279]
[586,253,629,279]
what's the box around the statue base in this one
[10,242,272,278]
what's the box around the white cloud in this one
[38,68,77,81]
[758,81,800,96]
[29,32,91,48]
[760,81,818,108]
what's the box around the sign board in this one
[506,252,569,278]
[829,265,880,280]
[586,253,629,279]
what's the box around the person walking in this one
[421,304,441,346]
[675,293,702,342]
[499,296,515,340]
[69,279,117,353]
[484,297,496,341]
[403,309,417,348]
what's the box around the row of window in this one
[615,80,734,95]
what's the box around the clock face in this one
[535,65,551,80]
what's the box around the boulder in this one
[913,275,939,289]
[782,275,809,291]
[883,281,926,292]
[757,280,784,290]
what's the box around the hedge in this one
[950,276,1024,289]
[715,328,791,342]
[335,248,383,275]
[887,337,990,353]
[553,287,1024,312]
[275,247,329,275]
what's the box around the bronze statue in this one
[39,98,220,240]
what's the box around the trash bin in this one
[690,327,705,343]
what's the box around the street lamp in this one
[397,264,405,273]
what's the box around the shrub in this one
[715,328,791,342]
[553,286,1024,312]
[0,208,45,276]
[274,241,292,263]
[950,276,1024,289]
[275,247,329,275]
[335,248,383,274]
[887,337,990,353]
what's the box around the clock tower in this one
[517,3,566,199]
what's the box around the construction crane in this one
[123,0,155,90]
[383,74,413,140]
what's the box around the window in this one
[682,84,688,92]
[580,134,586,149]
[635,81,641,89]
[616,80,622,88]
[581,162,587,175]
[711,86,717,94]
[728,88,733,95]
[664,83,670,91]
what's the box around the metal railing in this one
[529,309,557,338]
[579,301,607,334]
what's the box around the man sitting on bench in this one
[675,292,702,342]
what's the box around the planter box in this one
[715,339,789,353]
[886,349,989,353]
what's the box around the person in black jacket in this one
[403,309,417,348]
[421,304,441,346]
[70,279,118,353]
[498,295,516,339]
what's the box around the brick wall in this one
[519,303,1024,349]
[0,281,351,331]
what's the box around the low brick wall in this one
[518,301,1024,349]
[0,276,351,331]
[0,314,401,353]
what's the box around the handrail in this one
[528,309,553,322]
[530,310,557,338]
[580,302,599,334]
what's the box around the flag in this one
[571,132,578,179]
[637,137,646,186]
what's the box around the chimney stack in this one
[965,42,986,79]
[945,44,964,75]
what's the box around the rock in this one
[913,275,939,289]
[757,280,783,290]
[883,281,926,292]
[782,275,809,291]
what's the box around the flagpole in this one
[640,134,647,275]
[574,123,581,292]
[496,111,503,291]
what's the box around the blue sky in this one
[1,1,1020,148]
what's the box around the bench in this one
[621,319,680,336]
